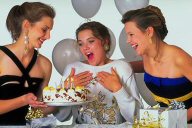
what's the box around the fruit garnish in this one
[49,86,56,91]
[76,85,84,90]
[43,86,50,90]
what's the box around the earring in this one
[104,44,109,51]
[149,38,153,44]
[24,35,29,54]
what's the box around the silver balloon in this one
[71,0,102,18]
[52,38,84,75]
[120,58,158,106]
[107,28,116,58]
[119,28,142,62]
[135,73,157,106]
[114,0,149,15]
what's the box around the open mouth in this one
[86,52,94,60]
[131,44,138,50]
[38,38,45,46]
[40,38,45,43]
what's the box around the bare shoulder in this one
[37,54,52,72]
[0,46,9,64]
[0,50,5,59]
[0,45,12,73]
[168,45,192,65]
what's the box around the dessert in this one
[43,85,90,102]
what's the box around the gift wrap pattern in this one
[139,108,187,128]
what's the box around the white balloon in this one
[52,38,84,75]
[119,28,142,62]
[107,28,116,58]
[71,0,102,18]
[114,0,149,15]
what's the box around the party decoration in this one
[138,102,187,128]
[135,73,158,106]
[169,100,185,110]
[71,0,102,19]
[114,0,149,15]
[25,106,44,121]
[119,28,142,62]
[52,38,84,75]
[107,28,116,58]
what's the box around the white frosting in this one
[43,86,87,102]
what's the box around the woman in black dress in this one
[0,2,55,125]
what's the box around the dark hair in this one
[6,2,56,41]
[121,5,168,41]
[76,21,111,52]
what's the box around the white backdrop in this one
[0,0,192,125]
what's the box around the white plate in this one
[45,98,94,106]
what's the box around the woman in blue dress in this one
[121,5,192,122]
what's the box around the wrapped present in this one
[139,101,187,128]
[139,108,187,128]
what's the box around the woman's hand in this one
[23,93,47,108]
[97,67,122,92]
[64,68,93,88]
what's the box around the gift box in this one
[139,108,187,128]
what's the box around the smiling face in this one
[28,16,54,49]
[124,21,150,56]
[77,29,107,66]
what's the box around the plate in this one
[45,98,95,106]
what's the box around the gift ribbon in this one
[25,106,44,121]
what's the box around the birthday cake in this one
[43,86,90,102]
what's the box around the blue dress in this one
[0,46,43,125]
[144,72,192,109]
